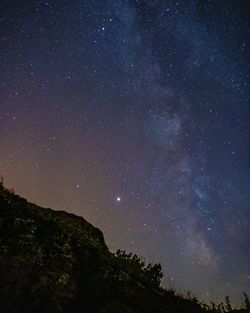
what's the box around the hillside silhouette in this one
[0,183,249,313]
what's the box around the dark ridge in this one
[0,183,248,313]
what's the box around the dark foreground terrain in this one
[0,183,249,313]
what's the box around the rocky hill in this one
[0,183,248,313]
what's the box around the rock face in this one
[0,184,247,313]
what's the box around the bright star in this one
[116,196,121,202]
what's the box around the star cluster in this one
[0,0,249,302]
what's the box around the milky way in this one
[0,0,249,302]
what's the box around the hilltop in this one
[0,183,249,313]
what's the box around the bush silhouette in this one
[114,249,163,287]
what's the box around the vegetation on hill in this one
[0,183,249,313]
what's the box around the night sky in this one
[0,0,249,303]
